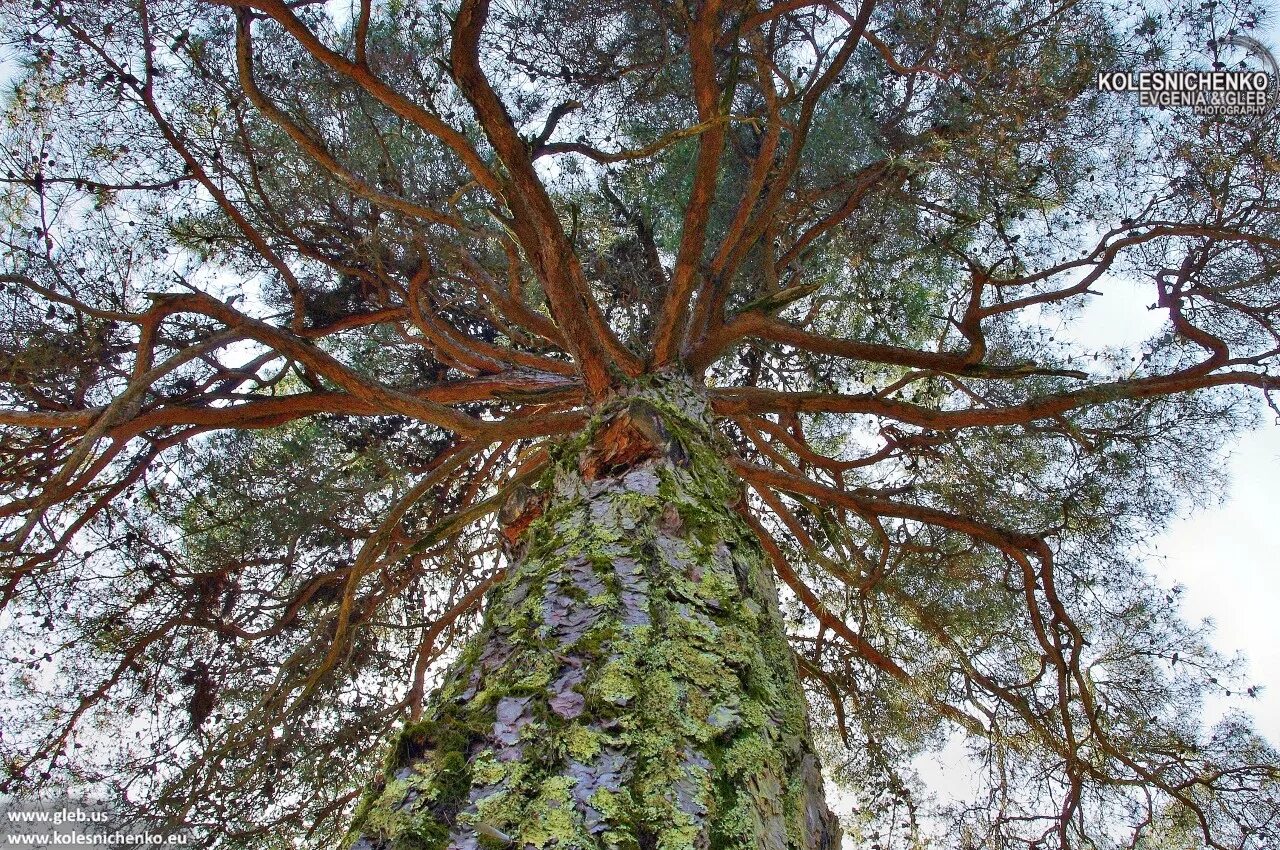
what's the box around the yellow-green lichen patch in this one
[518,776,584,848]
[470,750,506,787]
[564,724,605,762]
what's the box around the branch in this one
[738,498,987,735]
[234,13,466,230]
[207,0,504,195]
[650,0,729,366]
[451,0,634,395]
[694,310,1090,377]
[711,368,1277,429]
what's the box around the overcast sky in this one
[912,12,1280,810]
[1151,8,1280,747]
[1062,278,1280,746]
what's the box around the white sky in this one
[1065,276,1280,744]
[1140,7,1280,748]
[906,11,1280,813]
[1159,426,1280,742]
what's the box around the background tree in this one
[1,0,1279,848]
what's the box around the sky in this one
[907,6,1280,816]
[910,271,1280,819]
[1062,274,1280,745]
[1127,6,1280,748]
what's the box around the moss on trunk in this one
[346,374,840,850]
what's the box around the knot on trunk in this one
[579,399,687,480]
[497,483,546,558]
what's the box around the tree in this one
[1,0,1279,847]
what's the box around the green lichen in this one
[515,668,552,690]
[519,777,584,847]
[563,724,605,762]
[471,750,506,787]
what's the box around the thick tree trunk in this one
[347,375,840,850]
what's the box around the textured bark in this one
[347,375,840,850]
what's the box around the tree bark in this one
[347,374,840,850]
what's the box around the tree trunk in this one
[347,374,840,850]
